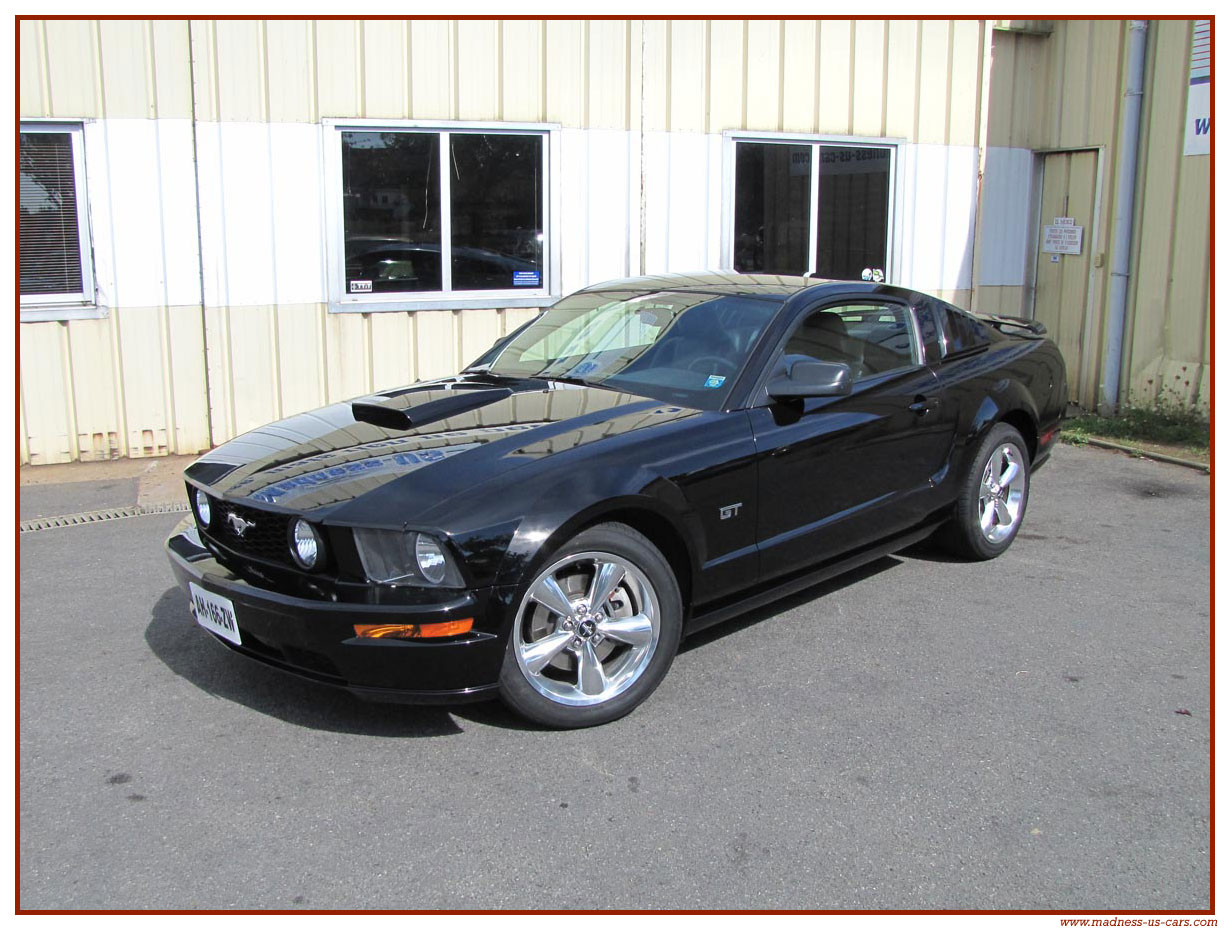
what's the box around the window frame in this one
[19,121,98,319]
[721,131,904,285]
[323,119,561,314]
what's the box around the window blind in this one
[20,131,84,297]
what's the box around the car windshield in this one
[474,290,781,410]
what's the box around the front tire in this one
[945,422,1031,560]
[498,523,682,729]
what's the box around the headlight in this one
[415,535,448,584]
[353,529,464,586]
[193,489,212,526]
[289,518,324,570]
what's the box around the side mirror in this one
[767,360,853,400]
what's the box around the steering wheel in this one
[685,355,736,375]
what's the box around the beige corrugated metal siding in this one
[19,18,1207,464]
[974,19,1210,410]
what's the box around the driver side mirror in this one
[767,360,853,400]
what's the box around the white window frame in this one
[20,121,98,320]
[323,119,562,313]
[720,131,904,285]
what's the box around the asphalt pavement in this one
[17,444,1211,910]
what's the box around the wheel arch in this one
[998,408,1039,462]
[501,496,697,614]
[967,387,1040,464]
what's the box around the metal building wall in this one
[974,19,1210,410]
[21,18,992,463]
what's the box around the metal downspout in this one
[1100,19,1149,413]
[186,21,216,448]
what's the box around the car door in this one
[748,299,957,582]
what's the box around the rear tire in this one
[943,422,1031,560]
[498,523,682,729]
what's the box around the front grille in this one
[207,499,294,567]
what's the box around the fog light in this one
[353,619,474,639]
[290,519,323,570]
[194,489,212,526]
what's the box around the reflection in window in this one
[814,146,890,281]
[340,129,546,296]
[733,143,810,275]
[450,134,544,291]
[342,131,441,293]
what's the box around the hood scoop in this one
[351,387,512,432]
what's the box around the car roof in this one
[577,271,903,302]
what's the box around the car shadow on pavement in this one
[145,588,465,737]
[679,555,902,653]
[895,537,969,564]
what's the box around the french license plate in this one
[189,582,242,646]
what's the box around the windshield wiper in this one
[544,374,592,387]
[458,367,523,383]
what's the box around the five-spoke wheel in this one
[499,523,681,728]
[944,422,1031,560]
[978,442,1027,543]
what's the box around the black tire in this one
[498,522,682,729]
[943,422,1031,560]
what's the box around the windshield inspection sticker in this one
[704,375,727,389]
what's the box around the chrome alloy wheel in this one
[978,443,1027,543]
[513,551,661,707]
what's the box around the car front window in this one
[481,290,781,410]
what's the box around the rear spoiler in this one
[977,314,1047,336]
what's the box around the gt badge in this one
[719,503,743,520]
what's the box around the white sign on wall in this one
[1184,20,1211,156]
[1041,218,1083,255]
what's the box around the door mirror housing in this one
[767,360,853,400]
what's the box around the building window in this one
[728,136,895,283]
[331,124,553,310]
[20,123,93,307]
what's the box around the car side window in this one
[940,306,992,354]
[779,302,919,381]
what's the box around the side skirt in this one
[684,521,940,636]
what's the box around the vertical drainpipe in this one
[186,21,216,447]
[1100,19,1149,414]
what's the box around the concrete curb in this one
[1070,436,1211,474]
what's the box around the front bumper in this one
[165,519,514,704]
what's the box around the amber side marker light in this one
[353,619,474,640]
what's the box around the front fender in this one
[494,466,698,590]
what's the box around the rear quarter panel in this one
[930,336,1065,495]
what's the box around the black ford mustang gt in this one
[167,273,1066,728]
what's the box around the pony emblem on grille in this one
[226,512,256,538]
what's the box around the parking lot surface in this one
[18,444,1210,910]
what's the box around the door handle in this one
[908,395,939,415]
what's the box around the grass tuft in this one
[1061,370,1209,453]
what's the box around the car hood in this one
[186,377,700,519]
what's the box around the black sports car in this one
[167,273,1066,728]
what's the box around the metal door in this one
[1031,150,1098,405]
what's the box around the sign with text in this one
[1041,223,1083,255]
